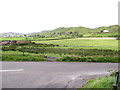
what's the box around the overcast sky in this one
[0,0,119,33]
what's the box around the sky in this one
[0,0,119,33]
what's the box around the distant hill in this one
[33,25,119,38]
[0,32,24,37]
[0,25,119,38]
[0,30,49,37]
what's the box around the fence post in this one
[113,72,119,89]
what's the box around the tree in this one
[24,34,28,41]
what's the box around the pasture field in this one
[0,37,64,41]
[34,39,118,50]
[0,37,27,40]
[1,38,119,62]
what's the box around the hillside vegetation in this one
[33,25,119,38]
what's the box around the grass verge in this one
[56,56,119,63]
[83,76,115,88]
[1,51,45,61]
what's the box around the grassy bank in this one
[1,51,119,63]
[83,76,115,88]
[56,56,119,63]
[83,70,120,90]
[2,51,45,61]
[2,46,118,57]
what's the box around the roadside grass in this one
[34,39,118,50]
[56,56,119,63]
[2,50,119,62]
[83,76,115,88]
[2,51,45,61]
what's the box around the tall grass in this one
[56,56,119,63]
[2,51,45,61]
[83,76,115,88]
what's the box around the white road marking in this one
[0,69,24,72]
[72,78,75,80]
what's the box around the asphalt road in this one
[1,62,118,88]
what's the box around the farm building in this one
[101,30,109,33]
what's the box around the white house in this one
[101,30,109,33]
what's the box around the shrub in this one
[56,56,119,63]
[56,56,75,62]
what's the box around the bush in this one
[56,56,75,62]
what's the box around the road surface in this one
[1,62,118,88]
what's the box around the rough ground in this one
[44,56,58,61]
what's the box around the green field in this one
[1,37,119,62]
[0,37,47,41]
[0,37,27,40]
[34,39,118,50]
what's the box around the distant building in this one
[101,30,109,33]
